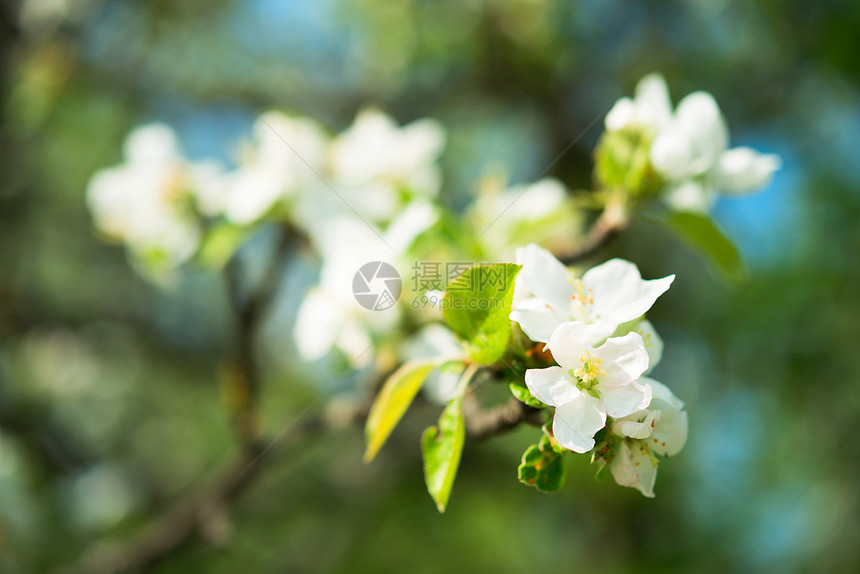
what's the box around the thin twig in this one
[464,395,545,439]
[556,198,630,265]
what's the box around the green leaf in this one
[421,396,466,513]
[197,223,248,270]
[509,381,546,408]
[517,437,567,492]
[364,359,439,463]
[660,211,746,283]
[442,263,522,365]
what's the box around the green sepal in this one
[517,434,567,492]
[509,380,546,408]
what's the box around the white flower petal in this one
[329,109,444,202]
[497,178,566,221]
[611,440,657,498]
[651,409,688,457]
[636,319,664,373]
[673,91,729,170]
[610,440,639,487]
[545,321,595,370]
[634,72,673,131]
[581,320,620,347]
[515,244,575,312]
[384,201,438,253]
[599,379,652,418]
[662,179,715,213]
[637,377,688,457]
[612,410,659,439]
[220,168,286,225]
[423,371,462,406]
[123,123,180,165]
[336,317,374,368]
[651,128,697,180]
[403,324,462,362]
[254,112,329,174]
[583,259,675,328]
[293,290,343,361]
[553,393,606,453]
[596,331,650,387]
[510,298,569,344]
[605,97,636,131]
[524,366,580,408]
[711,146,782,195]
[643,377,685,411]
[398,119,446,174]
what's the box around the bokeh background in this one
[2,0,860,572]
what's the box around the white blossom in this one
[323,109,446,223]
[605,72,673,134]
[197,111,329,226]
[648,88,781,212]
[608,378,688,497]
[86,123,216,269]
[468,177,577,261]
[511,244,674,345]
[294,202,438,366]
[524,322,652,453]
[606,73,782,212]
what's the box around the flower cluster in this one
[87,109,444,280]
[604,72,782,212]
[86,124,219,271]
[512,244,687,497]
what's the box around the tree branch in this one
[223,224,304,451]
[62,416,324,574]
[464,395,545,439]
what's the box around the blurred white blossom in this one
[86,123,217,270]
[324,109,446,223]
[605,72,673,134]
[468,177,579,261]
[294,203,439,366]
[607,73,782,212]
[197,111,329,226]
[634,319,664,374]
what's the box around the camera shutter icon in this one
[352,261,402,311]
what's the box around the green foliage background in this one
[2,0,860,572]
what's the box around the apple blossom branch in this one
[63,198,629,574]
